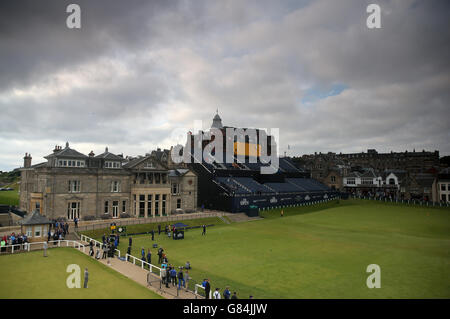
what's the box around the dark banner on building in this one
[229,192,338,213]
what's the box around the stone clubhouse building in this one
[19,143,198,221]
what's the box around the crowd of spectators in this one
[0,233,29,252]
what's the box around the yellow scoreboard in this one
[233,142,261,157]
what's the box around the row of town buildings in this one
[292,149,450,202]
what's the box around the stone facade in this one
[19,143,198,220]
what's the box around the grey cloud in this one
[0,0,449,171]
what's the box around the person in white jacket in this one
[213,288,221,299]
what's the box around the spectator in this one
[83,268,89,288]
[213,288,221,299]
[177,268,185,289]
[102,243,107,259]
[223,286,231,299]
[231,292,238,299]
[141,247,145,260]
[204,279,211,299]
[89,240,94,256]
[170,267,177,286]
[184,270,190,291]
[185,261,191,269]
[161,266,167,286]
[126,246,131,261]
[165,267,170,288]
[43,241,48,257]
[146,249,152,266]
[1,238,5,252]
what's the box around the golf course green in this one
[2,199,449,299]
[110,200,450,298]
[0,247,162,299]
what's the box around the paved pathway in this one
[78,241,202,299]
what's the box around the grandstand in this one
[186,113,337,212]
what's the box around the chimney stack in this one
[24,153,32,168]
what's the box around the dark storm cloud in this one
[0,0,184,89]
[0,0,449,170]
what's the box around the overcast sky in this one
[0,0,449,171]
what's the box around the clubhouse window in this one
[112,201,119,217]
[147,195,152,216]
[139,195,145,217]
[162,174,167,184]
[330,176,336,183]
[162,194,166,215]
[58,159,85,167]
[68,202,80,220]
[441,184,446,191]
[111,181,121,192]
[68,180,81,193]
[155,195,160,216]
[442,194,447,202]
[144,162,154,169]
[104,201,109,214]
[172,183,179,195]
[105,161,121,169]
[155,173,161,184]
[122,200,127,214]
[26,227,32,237]
[177,198,182,209]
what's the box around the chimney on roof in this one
[89,151,95,157]
[24,153,32,168]
[105,147,108,153]
[53,145,60,153]
[65,142,69,148]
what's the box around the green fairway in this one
[0,247,162,299]
[0,182,19,206]
[112,200,450,299]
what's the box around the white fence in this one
[195,283,212,299]
[80,234,163,279]
[125,253,162,278]
[0,239,85,254]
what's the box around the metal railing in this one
[75,212,225,232]
[258,197,338,211]
[350,194,450,208]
